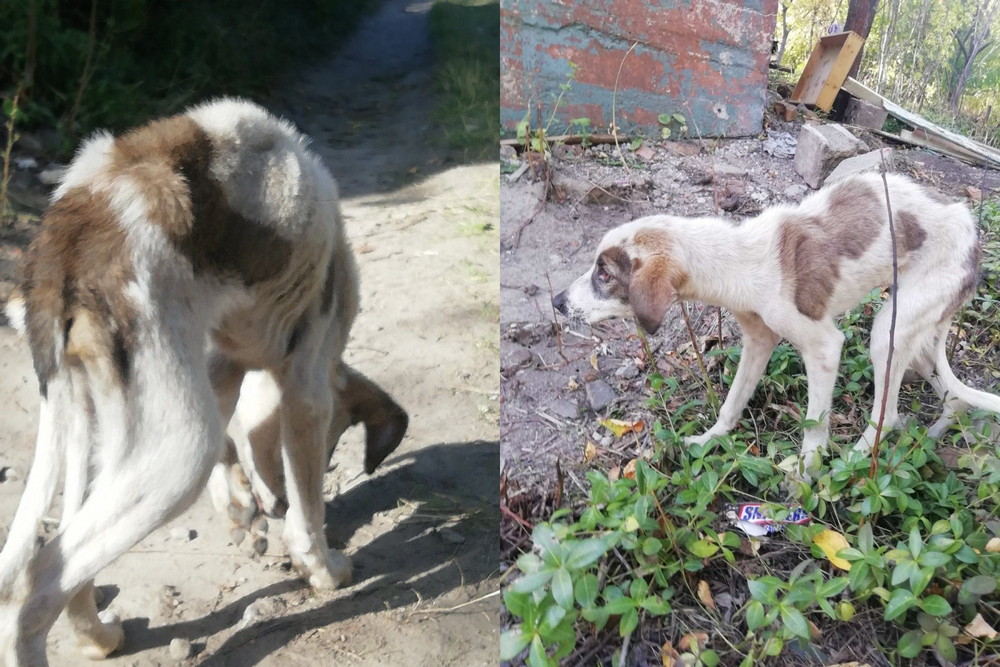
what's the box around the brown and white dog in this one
[0,99,404,665]
[554,173,1000,477]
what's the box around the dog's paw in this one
[77,610,124,661]
[684,433,712,446]
[305,551,353,591]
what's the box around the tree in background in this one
[949,0,1000,115]
[845,0,878,77]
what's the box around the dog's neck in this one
[661,215,771,312]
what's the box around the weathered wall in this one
[500,0,779,138]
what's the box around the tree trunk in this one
[776,1,791,66]
[844,0,878,78]
[949,0,999,115]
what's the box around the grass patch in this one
[501,203,1000,665]
[428,0,499,162]
[0,0,382,151]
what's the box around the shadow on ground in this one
[109,440,498,665]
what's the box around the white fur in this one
[0,99,358,665]
[560,173,1000,479]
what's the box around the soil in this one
[0,1,500,665]
[499,113,1000,484]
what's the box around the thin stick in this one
[410,590,501,615]
[611,42,638,169]
[869,150,899,479]
[65,0,99,136]
[717,307,725,388]
[680,303,719,411]
[500,502,533,531]
[545,270,568,362]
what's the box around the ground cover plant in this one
[500,197,1000,666]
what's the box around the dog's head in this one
[552,221,686,334]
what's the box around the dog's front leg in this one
[795,324,845,480]
[279,364,351,591]
[686,312,779,446]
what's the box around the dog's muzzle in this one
[552,290,569,315]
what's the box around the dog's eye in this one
[598,269,611,282]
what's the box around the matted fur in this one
[554,173,1000,478]
[0,98,380,665]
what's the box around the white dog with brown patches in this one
[0,98,405,665]
[554,173,1000,477]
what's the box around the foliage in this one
[775,0,1000,145]
[428,0,499,161]
[0,0,380,149]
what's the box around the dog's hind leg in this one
[59,373,124,661]
[11,343,223,663]
[910,330,970,440]
[855,278,950,455]
[685,311,779,446]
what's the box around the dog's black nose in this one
[552,290,568,315]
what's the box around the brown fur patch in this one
[896,211,926,252]
[22,188,137,394]
[778,181,884,320]
[633,228,672,254]
[592,245,632,302]
[110,115,293,285]
[825,180,881,259]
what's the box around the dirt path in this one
[0,1,500,665]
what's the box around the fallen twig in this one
[500,502,534,531]
[680,303,719,411]
[500,133,632,148]
[410,590,500,615]
[611,42,638,170]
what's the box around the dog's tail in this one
[7,256,70,400]
[934,327,1000,414]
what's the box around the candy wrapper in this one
[727,503,811,537]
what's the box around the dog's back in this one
[17,98,354,397]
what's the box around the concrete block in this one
[844,97,888,130]
[826,148,894,185]
[793,124,867,188]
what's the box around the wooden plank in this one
[899,130,982,164]
[815,32,864,111]
[790,32,865,111]
[841,77,884,107]
[908,129,983,162]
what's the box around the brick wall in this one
[501,0,778,138]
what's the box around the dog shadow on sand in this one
[107,439,499,665]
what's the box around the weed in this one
[1,90,23,225]
[428,0,499,161]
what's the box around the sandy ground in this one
[0,1,500,665]
[499,118,1000,483]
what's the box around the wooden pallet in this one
[790,32,864,112]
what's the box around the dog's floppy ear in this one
[628,256,677,334]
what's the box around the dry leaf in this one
[623,459,637,480]
[598,418,644,438]
[679,632,709,651]
[590,352,599,371]
[808,620,822,641]
[697,580,716,610]
[813,529,852,570]
[356,243,375,254]
[965,613,998,639]
[567,376,580,391]
[584,441,598,463]
[738,538,760,556]
[609,465,620,482]
[661,641,679,667]
[986,537,1000,553]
